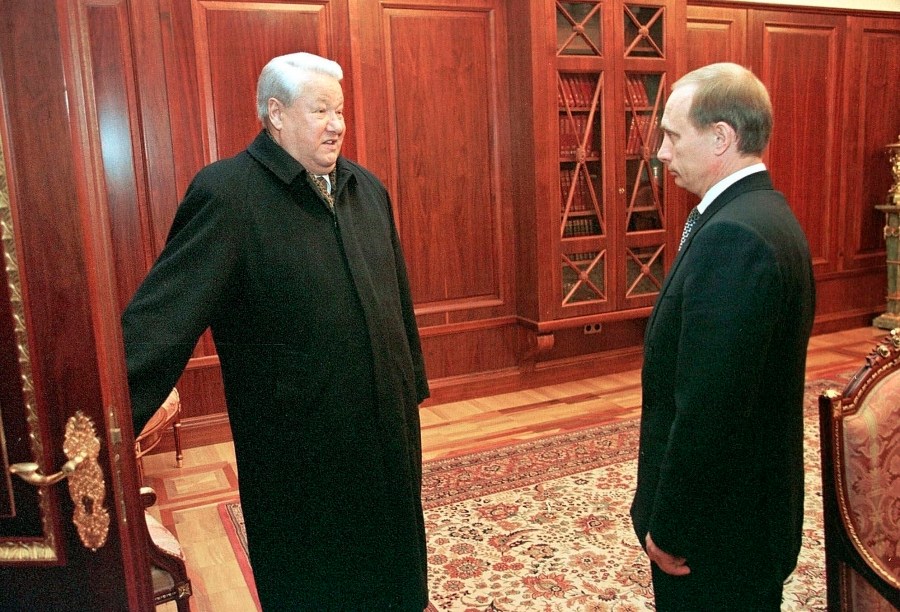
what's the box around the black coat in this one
[631,171,815,587]
[123,130,430,610]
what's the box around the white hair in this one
[256,52,343,124]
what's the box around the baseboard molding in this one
[145,412,233,456]
[423,345,644,405]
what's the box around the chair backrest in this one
[819,328,900,611]
[134,387,180,461]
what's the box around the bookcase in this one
[514,0,684,338]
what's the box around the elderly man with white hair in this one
[123,52,430,610]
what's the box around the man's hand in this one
[646,532,691,576]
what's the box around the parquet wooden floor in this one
[144,325,888,611]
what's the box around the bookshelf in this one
[554,0,680,317]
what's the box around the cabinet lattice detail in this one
[562,250,607,305]
[557,2,603,56]
[624,5,665,58]
[559,72,605,240]
[552,0,675,315]
[625,72,665,233]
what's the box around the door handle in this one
[8,411,110,551]
[9,453,87,486]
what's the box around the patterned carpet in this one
[221,378,843,611]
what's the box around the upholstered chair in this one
[135,388,192,610]
[819,329,900,611]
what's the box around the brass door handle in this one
[7,411,110,550]
[9,453,87,486]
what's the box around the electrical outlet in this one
[583,323,602,335]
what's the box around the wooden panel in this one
[842,16,900,268]
[685,5,747,71]
[80,4,150,313]
[749,10,844,272]
[382,4,512,315]
[157,0,205,239]
[192,0,349,161]
[679,5,748,257]
[422,322,519,380]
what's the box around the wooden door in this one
[0,1,153,609]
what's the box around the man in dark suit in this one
[123,52,430,610]
[630,63,816,611]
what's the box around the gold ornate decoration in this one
[8,412,110,551]
[63,412,109,551]
[873,135,900,329]
[0,141,61,563]
[889,135,900,206]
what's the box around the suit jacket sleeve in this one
[648,218,784,555]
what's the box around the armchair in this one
[135,387,183,481]
[134,387,192,610]
[140,487,192,611]
[818,328,900,611]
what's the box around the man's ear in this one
[712,121,736,155]
[267,98,283,130]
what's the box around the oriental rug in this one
[219,377,843,611]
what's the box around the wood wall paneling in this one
[685,5,747,71]
[813,269,887,331]
[382,4,512,316]
[371,0,518,381]
[158,0,204,223]
[689,3,898,327]
[423,320,519,382]
[506,0,555,327]
[679,6,750,245]
[192,1,341,161]
[750,10,844,273]
[82,2,148,313]
[842,16,900,269]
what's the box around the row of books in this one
[625,74,651,106]
[560,168,601,212]
[557,114,660,157]
[557,73,654,109]
[562,216,602,238]
[559,114,601,157]
[564,251,602,263]
[557,74,599,108]
[625,113,661,156]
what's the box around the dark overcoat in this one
[630,172,816,597]
[123,130,430,610]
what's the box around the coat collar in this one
[246,129,350,190]
[677,170,774,257]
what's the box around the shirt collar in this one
[696,162,766,214]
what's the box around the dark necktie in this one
[678,207,701,251]
[307,172,334,210]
